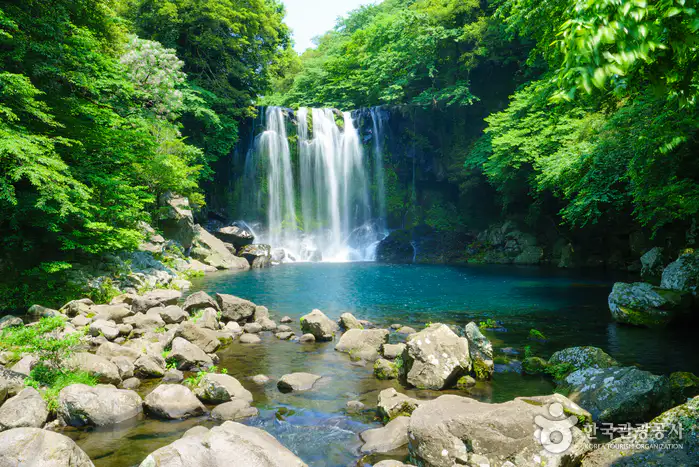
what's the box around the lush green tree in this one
[128,0,292,162]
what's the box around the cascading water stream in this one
[243,106,386,262]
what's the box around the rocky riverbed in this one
[0,282,697,466]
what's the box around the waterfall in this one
[244,106,386,262]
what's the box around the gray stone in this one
[402,324,471,390]
[60,298,94,317]
[216,293,255,323]
[0,388,48,430]
[123,312,165,331]
[300,309,338,341]
[251,374,269,385]
[27,305,59,318]
[66,352,121,385]
[89,319,119,341]
[162,369,184,383]
[213,225,254,249]
[240,333,261,344]
[175,322,220,353]
[277,373,321,393]
[409,394,591,467]
[280,316,292,323]
[195,308,219,330]
[299,333,315,343]
[193,373,253,404]
[0,427,94,466]
[374,358,399,380]
[112,356,135,379]
[608,281,690,326]
[0,316,22,331]
[640,247,666,280]
[238,244,272,269]
[558,366,672,423]
[660,251,699,295]
[11,355,38,376]
[134,354,166,378]
[191,225,250,270]
[581,396,699,467]
[159,193,196,249]
[395,326,416,335]
[122,377,141,390]
[464,322,493,380]
[382,343,406,360]
[335,328,389,362]
[277,325,292,333]
[91,304,134,324]
[137,421,306,467]
[159,305,188,324]
[339,312,363,330]
[182,291,219,313]
[244,322,263,334]
[0,367,26,402]
[346,400,365,413]
[360,416,409,454]
[274,332,293,340]
[71,315,91,327]
[144,384,206,420]
[548,346,618,374]
[256,318,277,332]
[377,388,422,421]
[169,337,213,371]
[253,306,270,321]
[374,462,413,467]
[58,384,142,427]
[96,342,142,362]
[210,400,259,421]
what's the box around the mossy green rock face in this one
[581,396,699,466]
[558,366,672,423]
[373,359,398,380]
[660,251,699,296]
[548,346,618,372]
[522,357,548,375]
[669,371,699,406]
[464,322,493,381]
[607,282,690,327]
[456,375,475,390]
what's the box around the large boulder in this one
[213,225,254,250]
[66,352,121,385]
[377,388,422,421]
[182,291,219,313]
[464,322,493,380]
[335,328,389,361]
[191,225,250,270]
[91,304,134,324]
[158,305,188,324]
[159,193,196,249]
[238,244,272,269]
[608,282,691,326]
[402,324,471,390]
[359,416,410,454]
[0,388,48,431]
[144,384,206,420]
[95,342,143,362]
[558,366,672,423]
[210,399,259,421]
[0,316,23,331]
[277,373,321,393]
[134,354,167,378]
[169,337,214,371]
[216,294,256,323]
[640,247,666,280]
[660,250,699,295]
[339,312,363,330]
[0,366,26,402]
[88,319,119,341]
[0,428,94,466]
[175,322,220,353]
[137,421,307,467]
[57,384,142,427]
[581,396,699,466]
[548,346,618,374]
[300,309,338,341]
[408,394,592,467]
[193,373,253,404]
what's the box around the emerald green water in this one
[71,263,699,466]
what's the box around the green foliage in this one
[545,362,576,381]
[478,318,499,330]
[274,0,490,109]
[0,316,79,368]
[183,365,225,386]
[528,328,547,341]
[25,368,97,413]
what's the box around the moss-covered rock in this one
[548,346,618,372]
[522,356,548,375]
[373,358,398,380]
[608,282,691,327]
[669,371,699,406]
[456,375,476,390]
